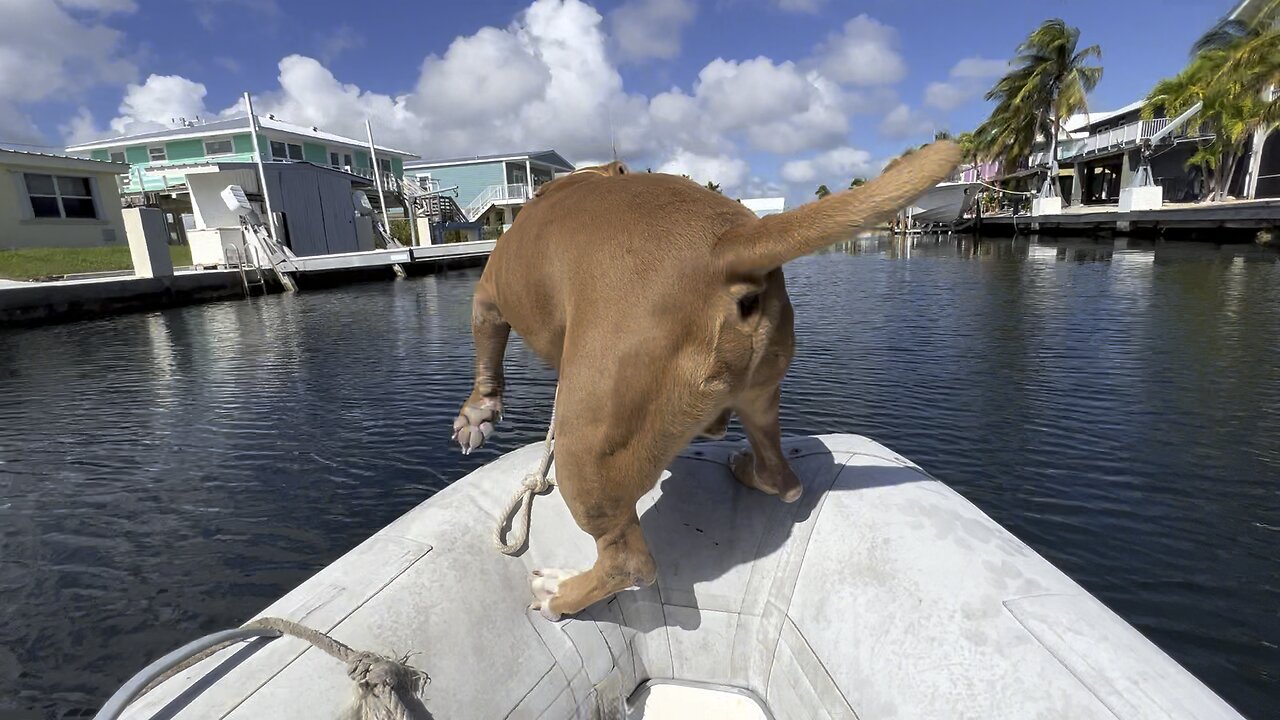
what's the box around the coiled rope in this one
[98,616,429,720]
[493,386,559,555]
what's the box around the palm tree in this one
[704,181,722,194]
[1144,0,1280,200]
[815,184,831,198]
[974,19,1102,196]
[849,177,866,188]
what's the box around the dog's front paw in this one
[452,400,501,455]
[528,568,578,622]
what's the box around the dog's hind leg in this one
[527,404,659,620]
[730,382,803,503]
[529,514,655,621]
[453,290,510,454]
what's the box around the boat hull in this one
[904,181,981,225]
[116,434,1244,720]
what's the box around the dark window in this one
[329,152,340,166]
[24,172,97,220]
[148,147,166,162]
[29,196,61,218]
[204,139,234,155]
[61,197,97,218]
[287,143,304,161]
[109,151,125,163]
[270,141,287,160]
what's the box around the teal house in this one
[66,115,419,195]
[403,150,574,238]
[65,114,419,245]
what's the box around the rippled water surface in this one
[1,236,1277,718]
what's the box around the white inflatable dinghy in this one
[101,434,1244,719]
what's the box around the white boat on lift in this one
[901,180,982,227]
[98,434,1244,720]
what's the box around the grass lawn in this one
[0,245,193,281]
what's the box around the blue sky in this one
[1,0,1231,202]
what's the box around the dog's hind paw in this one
[452,401,501,455]
[528,568,578,622]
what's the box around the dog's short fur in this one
[453,141,961,620]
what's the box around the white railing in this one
[342,164,400,191]
[463,183,531,221]
[1027,117,1191,167]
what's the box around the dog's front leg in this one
[453,291,509,454]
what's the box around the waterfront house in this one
[403,150,574,239]
[0,149,129,251]
[65,115,420,245]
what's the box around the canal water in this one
[0,235,1276,719]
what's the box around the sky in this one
[0,0,1232,204]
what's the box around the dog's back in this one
[480,171,755,364]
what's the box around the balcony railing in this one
[463,183,532,221]
[1028,117,1193,167]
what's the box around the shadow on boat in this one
[619,434,927,633]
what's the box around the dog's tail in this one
[715,140,961,274]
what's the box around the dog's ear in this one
[714,140,961,275]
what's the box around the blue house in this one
[403,150,575,239]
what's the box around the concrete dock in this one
[976,198,1280,240]
[0,240,495,327]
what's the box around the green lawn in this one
[0,246,193,281]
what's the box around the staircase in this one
[461,183,531,222]
[398,175,467,225]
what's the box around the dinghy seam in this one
[1002,596,1124,720]
[502,664,557,720]
[760,452,849,707]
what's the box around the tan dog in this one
[452,141,961,620]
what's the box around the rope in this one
[493,385,559,555]
[139,617,429,720]
[974,179,1038,196]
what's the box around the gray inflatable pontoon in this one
[107,434,1243,719]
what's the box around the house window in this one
[148,147,166,162]
[329,151,340,167]
[270,141,304,161]
[109,151,125,163]
[204,138,234,156]
[343,153,353,167]
[378,158,392,174]
[24,173,97,220]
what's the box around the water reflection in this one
[1,237,1277,718]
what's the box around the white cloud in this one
[610,0,696,62]
[879,103,934,139]
[781,145,874,184]
[0,103,44,146]
[923,56,1007,111]
[656,148,749,190]
[0,0,136,105]
[814,14,906,87]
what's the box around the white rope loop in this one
[493,386,558,555]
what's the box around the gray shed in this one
[177,160,378,260]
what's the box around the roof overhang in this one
[0,148,129,174]
[407,150,575,172]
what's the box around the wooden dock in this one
[975,198,1280,240]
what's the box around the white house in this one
[1,149,129,250]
